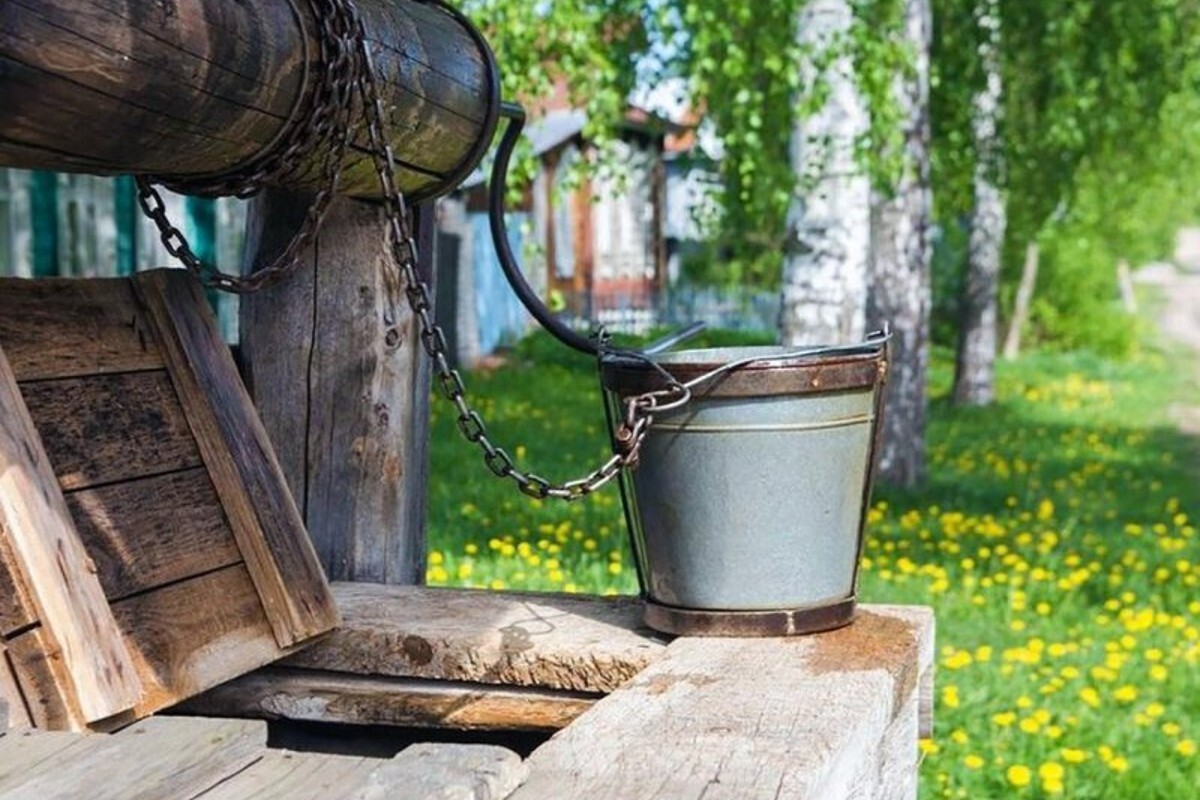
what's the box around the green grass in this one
[426,331,1200,798]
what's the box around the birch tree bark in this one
[867,0,932,488]
[779,0,872,346]
[952,0,1006,405]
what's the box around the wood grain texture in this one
[0,532,37,636]
[110,563,310,718]
[192,750,384,800]
[133,269,338,647]
[0,642,33,731]
[350,743,527,800]
[283,584,667,693]
[510,606,935,800]
[20,370,202,491]
[0,278,163,381]
[240,196,428,585]
[0,344,142,723]
[0,715,267,800]
[66,467,242,601]
[0,0,495,199]
[3,627,85,730]
[180,667,597,732]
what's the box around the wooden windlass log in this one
[0,0,499,200]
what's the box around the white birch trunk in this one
[779,0,871,346]
[867,0,932,488]
[952,0,1006,405]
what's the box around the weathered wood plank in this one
[0,641,32,731]
[0,0,496,199]
[283,584,667,693]
[0,716,267,800]
[240,197,429,585]
[4,626,90,730]
[510,606,935,800]
[180,667,597,732]
[0,728,90,785]
[192,750,381,800]
[0,278,163,381]
[20,370,202,491]
[0,344,142,724]
[0,531,37,636]
[110,563,308,717]
[66,467,242,601]
[133,269,338,647]
[350,743,528,800]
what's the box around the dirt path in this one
[1147,266,1200,433]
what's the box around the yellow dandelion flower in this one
[1113,685,1138,703]
[1007,764,1033,788]
[1178,740,1198,757]
[1061,748,1087,764]
[963,754,985,769]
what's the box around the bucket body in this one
[601,343,887,634]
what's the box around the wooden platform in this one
[0,714,527,800]
[181,585,935,800]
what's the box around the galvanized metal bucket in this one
[600,334,889,637]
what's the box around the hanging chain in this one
[135,0,675,500]
[135,0,360,294]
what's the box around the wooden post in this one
[239,191,430,585]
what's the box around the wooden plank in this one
[192,750,381,800]
[133,269,338,647]
[20,370,202,491]
[4,627,86,730]
[0,729,90,785]
[0,532,38,636]
[350,743,528,800]
[0,344,142,723]
[66,467,242,600]
[0,716,267,800]
[510,606,935,800]
[109,563,308,717]
[0,641,32,731]
[283,584,667,693]
[0,278,163,381]
[180,667,597,732]
[239,195,428,584]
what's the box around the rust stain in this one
[804,611,920,713]
[640,672,719,696]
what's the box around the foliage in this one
[650,0,910,288]
[425,330,1200,797]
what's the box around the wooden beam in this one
[239,195,431,585]
[349,743,528,800]
[282,584,668,694]
[510,606,935,800]
[0,0,497,200]
[0,343,142,723]
[132,269,338,647]
[180,667,597,732]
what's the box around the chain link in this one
[136,0,667,500]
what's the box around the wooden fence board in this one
[182,667,597,732]
[66,467,241,600]
[3,627,85,730]
[133,269,338,647]
[283,583,667,693]
[0,278,163,380]
[20,370,202,491]
[0,344,141,723]
[0,532,37,636]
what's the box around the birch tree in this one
[867,0,932,486]
[779,0,872,346]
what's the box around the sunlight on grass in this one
[427,333,1200,799]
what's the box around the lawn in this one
[426,330,1200,799]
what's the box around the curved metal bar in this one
[489,102,599,355]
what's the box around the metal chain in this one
[345,6,685,500]
[137,0,673,499]
[136,0,361,294]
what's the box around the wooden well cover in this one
[0,269,339,731]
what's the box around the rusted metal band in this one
[642,597,857,638]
